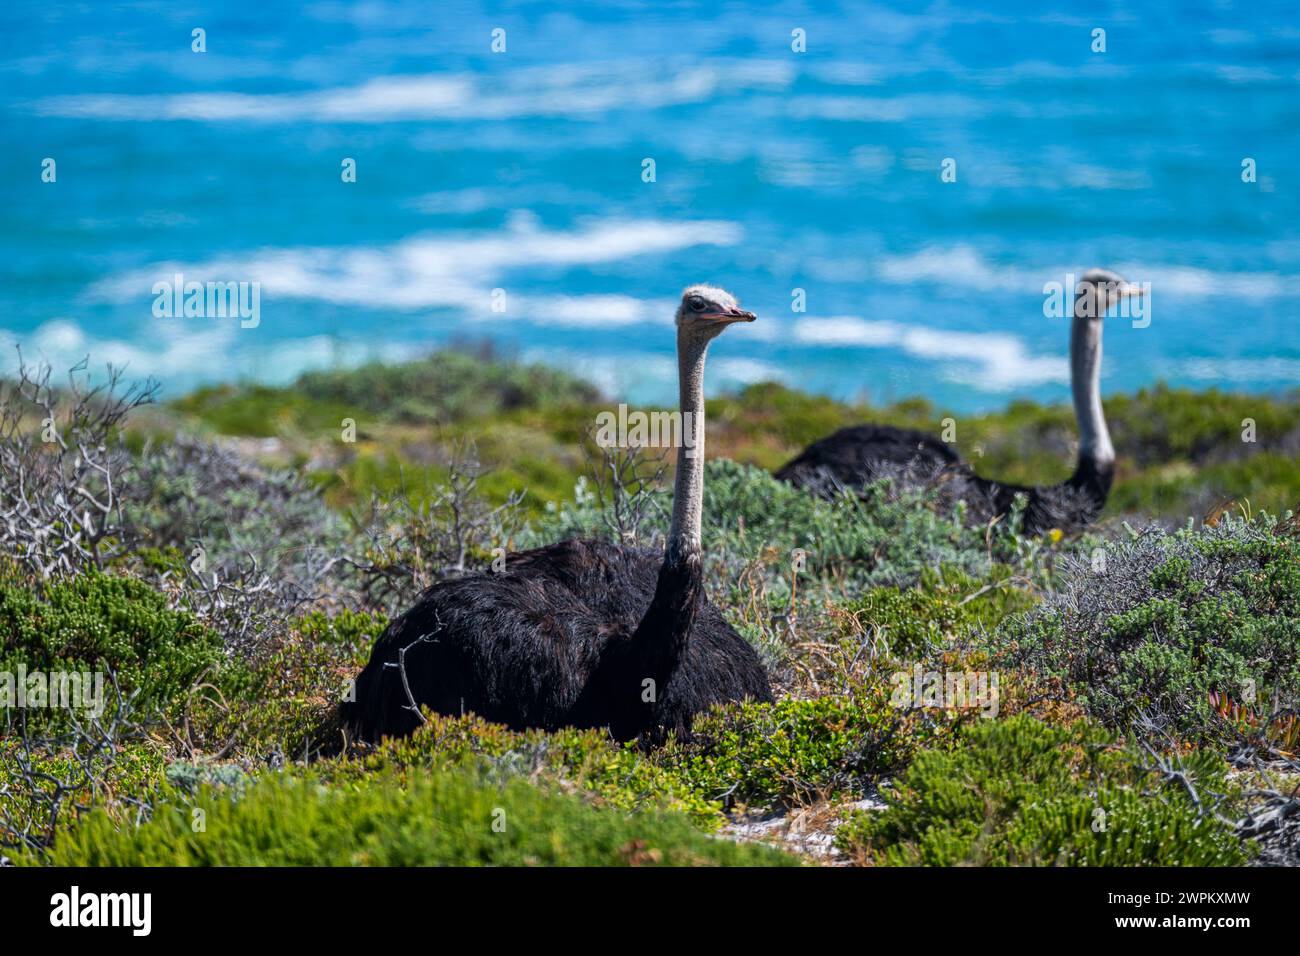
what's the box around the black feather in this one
[342,538,772,745]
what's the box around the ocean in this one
[2,0,1298,411]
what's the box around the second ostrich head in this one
[1074,268,1144,321]
[1068,269,1142,474]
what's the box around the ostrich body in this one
[775,270,1141,535]
[344,286,773,744]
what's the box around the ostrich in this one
[343,286,773,745]
[775,269,1142,535]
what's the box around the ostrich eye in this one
[688,296,707,312]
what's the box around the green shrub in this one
[25,769,794,867]
[0,740,167,853]
[0,562,380,758]
[836,714,1248,866]
[1103,385,1298,468]
[839,585,979,657]
[294,350,601,424]
[538,460,1011,594]
[322,691,928,827]
[0,567,225,731]
[175,349,601,434]
[321,712,725,828]
[915,565,1042,633]
[664,690,926,809]
[334,675,958,821]
[1109,452,1300,520]
[188,609,387,758]
[169,383,353,438]
[995,515,1300,743]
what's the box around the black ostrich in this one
[343,286,773,745]
[776,270,1142,535]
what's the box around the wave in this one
[503,294,662,328]
[793,316,1069,390]
[875,246,1295,300]
[526,348,784,400]
[89,217,743,314]
[0,318,429,390]
[783,93,996,123]
[1179,356,1300,383]
[33,61,794,123]
[0,319,240,378]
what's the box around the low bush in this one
[0,565,225,732]
[24,768,794,867]
[128,435,352,588]
[186,608,385,759]
[835,714,1249,866]
[175,348,601,433]
[0,560,378,758]
[326,689,932,826]
[838,584,981,658]
[994,514,1300,745]
[667,690,925,810]
[540,460,1015,594]
[324,713,727,828]
[0,739,166,856]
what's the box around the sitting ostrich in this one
[775,269,1142,535]
[343,286,773,744]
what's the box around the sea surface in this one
[2,1,1298,411]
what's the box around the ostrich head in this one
[1074,268,1143,320]
[675,285,756,340]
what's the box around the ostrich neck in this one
[667,330,709,557]
[618,328,711,723]
[1069,307,1113,469]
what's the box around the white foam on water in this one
[875,245,1295,300]
[525,348,784,401]
[89,218,744,314]
[34,61,795,123]
[793,316,1069,390]
[0,318,427,391]
[1,318,241,381]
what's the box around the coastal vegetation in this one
[2,347,1297,866]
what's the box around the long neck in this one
[667,330,709,557]
[1067,304,1114,498]
[626,330,710,711]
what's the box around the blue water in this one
[2,1,1298,411]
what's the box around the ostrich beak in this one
[1115,280,1144,299]
[702,307,757,324]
